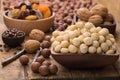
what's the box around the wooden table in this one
[0,0,120,80]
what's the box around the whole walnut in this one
[88,15,103,24]
[104,13,114,22]
[29,29,45,42]
[23,40,40,53]
[90,4,108,17]
[76,8,91,21]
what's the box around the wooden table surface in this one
[0,0,120,80]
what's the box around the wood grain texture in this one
[0,0,120,80]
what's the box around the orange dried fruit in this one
[43,8,51,18]
[32,3,39,10]
[38,4,49,12]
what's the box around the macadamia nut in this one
[61,40,69,48]
[93,40,99,48]
[97,47,102,54]
[54,45,61,53]
[88,46,96,54]
[99,28,109,36]
[83,37,93,46]
[79,44,88,54]
[68,45,78,53]
[61,48,69,53]
[106,49,114,55]
[101,42,109,52]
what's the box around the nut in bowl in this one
[3,3,54,35]
[51,22,119,69]
[2,28,25,48]
[51,48,119,69]
[76,4,116,35]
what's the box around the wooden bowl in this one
[3,11,55,35]
[51,48,119,69]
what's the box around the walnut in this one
[104,13,114,22]
[88,15,103,24]
[90,4,108,17]
[76,8,91,21]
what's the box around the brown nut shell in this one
[31,62,41,73]
[19,55,29,65]
[41,41,51,48]
[76,8,91,21]
[36,57,45,64]
[90,4,108,17]
[42,61,51,66]
[88,15,103,24]
[49,64,58,74]
[41,48,51,58]
[29,29,45,42]
[23,40,40,53]
[39,65,50,76]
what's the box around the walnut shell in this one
[88,15,103,24]
[90,4,108,17]
[76,8,91,21]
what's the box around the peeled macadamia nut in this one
[23,40,40,53]
[92,40,99,48]
[60,48,69,54]
[88,46,97,54]
[106,49,114,55]
[88,15,103,24]
[68,45,78,53]
[29,29,45,42]
[99,28,109,36]
[76,8,91,21]
[83,37,92,46]
[54,45,61,53]
[79,44,88,54]
[101,42,109,52]
[60,40,69,48]
[51,22,116,55]
[97,47,102,54]
[90,4,108,17]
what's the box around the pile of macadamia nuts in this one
[76,4,114,25]
[51,22,116,55]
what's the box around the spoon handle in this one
[2,49,26,67]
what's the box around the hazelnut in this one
[88,15,103,24]
[90,4,108,17]
[49,64,58,74]
[41,41,51,48]
[76,8,91,21]
[44,35,51,42]
[31,62,41,73]
[41,48,51,58]
[39,65,50,76]
[19,55,29,65]
[36,57,45,64]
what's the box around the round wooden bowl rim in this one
[51,47,119,57]
[4,11,55,22]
